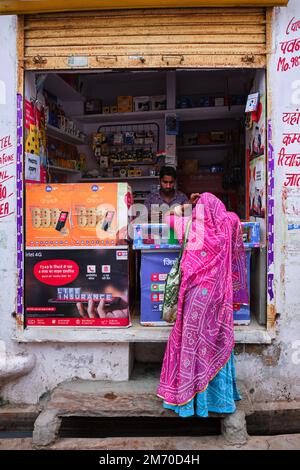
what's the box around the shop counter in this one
[133,222,260,327]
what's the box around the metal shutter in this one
[22,7,267,70]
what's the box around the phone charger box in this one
[133,96,151,112]
[84,99,102,115]
[214,97,225,107]
[150,95,166,110]
[117,96,133,113]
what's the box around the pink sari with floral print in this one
[157,193,248,406]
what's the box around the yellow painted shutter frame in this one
[23,8,267,70]
[0,0,288,15]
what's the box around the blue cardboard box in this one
[133,224,180,250]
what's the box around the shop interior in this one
[23,68,266,328]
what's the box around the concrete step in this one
[32,363,253,447]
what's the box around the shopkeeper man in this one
[143,166,199,222]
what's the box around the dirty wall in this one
[1,2,300,405]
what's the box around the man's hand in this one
[189,193,200,206]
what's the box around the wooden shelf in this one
[177,144,232,151]
[112,161,156,166]
[44,73,85,102]
[79,176,159,182]
[73,106,244,124]
[48,165,81,174]
[46,124,86,145]
[73,109,166,123]
[177,105,244,121]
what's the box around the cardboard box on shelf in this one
[197,133,211,145]
[110,105,118,113]
[84,99,102,115]
[117,96,133,113]
[133,96,151,112]
[150,95,166,110]
[25,248,131,328]
[180,159,198,176]
[210,131,226,143]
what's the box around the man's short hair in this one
[159,166,177,180]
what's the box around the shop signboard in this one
[25,248,130,327]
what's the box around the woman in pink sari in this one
[157,192,248,417]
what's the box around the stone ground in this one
[0,434,300,450]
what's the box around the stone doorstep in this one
[42,364,254,418]
[0,405,41,427]
[32,364,253,447]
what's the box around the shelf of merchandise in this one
[46,124,86,145]
[48,165,81,174]
[112,161,156,166]
[79,176,159,182]
[73,109,166,123]
[177,144,232,151]
[44,73,85,102]
[72,105,244,124]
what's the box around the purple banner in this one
[267,119,275,302]
[17,93,23,317]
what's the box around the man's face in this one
[160,176,175,194]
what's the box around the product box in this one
[140,250,179,325]
[26,184,74,248]
[26,183,133,247]
[133,224,180,250]
[117,96,133,113]
[241,221,260,248]
[25,248,131,327]
[197,133,211,145]
[150,95,166,110]
[110,105,118,113]
[233,249,251,325]
[84,99,102,115]
[183,133,198,146]
[214,97,225,107]
[133,96,151,112]
[210,131,226,143]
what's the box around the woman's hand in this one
[189,193,200,206]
